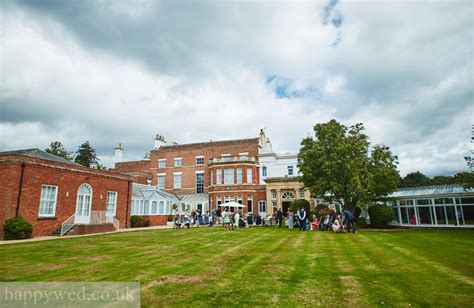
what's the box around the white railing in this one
[60,214,75,236]
[209,156,256,164]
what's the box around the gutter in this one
[15,162,26,217]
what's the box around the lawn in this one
[1,228,473,306]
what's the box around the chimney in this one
[114,143,123,165]
[154,134,166,149]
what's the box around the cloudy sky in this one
[0,0,472,176]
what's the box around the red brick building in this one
[148,137,267,215]
[0,149,132,238]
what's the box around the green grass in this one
[1,228,473,306]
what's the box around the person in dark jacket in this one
[342,210,356,233]
[277,209,284,228]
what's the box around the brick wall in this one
[0,156,132,238]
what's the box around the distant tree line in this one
[399,171,473,189]
[45,141,106,169]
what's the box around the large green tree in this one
[399,171,431,188]
[298,119,399,212]
[74,141,98,168]
[45,141,73,160]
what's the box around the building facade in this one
[257,132,312,215]
[148,136,267,215]
[0,149,131,238]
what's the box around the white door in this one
[75,183,92,224]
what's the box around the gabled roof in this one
[0,148,81,166]
[389,184,473,198]
[132,183,180,201]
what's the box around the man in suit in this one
[297,207,306,231]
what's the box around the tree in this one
[453,172,474,190]
[74,141,98,168]
[399,171,431,188]
[45,141,73,160]
[297,119,399,213]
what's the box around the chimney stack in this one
[114,143,123,165]
[154,134,166,149]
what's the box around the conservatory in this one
[386,185,474,227]
[131,183,179,216]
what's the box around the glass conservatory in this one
[386,185,474,227]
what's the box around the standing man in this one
[343,210,356,233]
[216,207,221,225]
[297,207,306,231]
[277,208,284,228]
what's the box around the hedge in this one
[4,217,33,240]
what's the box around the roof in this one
[132,183,180,200]
[264,176,300,183]
[389,184,474,199]
[0,148,81,166]
[156,138,258,150]
[177,193,209,203]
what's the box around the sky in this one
[0,0,472,177]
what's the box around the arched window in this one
[281,191,295,200]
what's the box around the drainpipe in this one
[125,178,132,228]
[15,162,26,217]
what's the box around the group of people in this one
[286,207,356,233]
[173,206,356,234]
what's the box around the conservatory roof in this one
[177,194,209,203]
[389,185,473,199]
[132,183,179,200]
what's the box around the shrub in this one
[167,214,174,222]
[130,216,143,228]
[291,199,311,216]
[4,217,33,240]
[368,204,394,228]
[356,217,368,228]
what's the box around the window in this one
[159,201,165,214]
[237,195,243,204]
[224,195,234,203]
[157,174,165,189]
[158,159,166,168]
[262,166,267,177]
[246,168,252,184]
[211,171,214,185]
[216,169,222,185]
[196,172,204,193]
[271,190,277,199]
[282,191,295,200]
[299,190,305,199]
[217,196,222,206]
[144,200,150,215]
[287,165,294,176]
[166,201,171,214]
[236,168,243,184]
[151,201,158,214]
[39,185,58,217]
[247,196,253,212]
[174,173,182,189]
[106,191,117,217]
[174,158,182,167]
[224,168,234,184]
[258,200,267,213]
[196,156,204,166]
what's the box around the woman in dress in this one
[288,210,294,230]
[222,207,230,231]
[332,216,344,233]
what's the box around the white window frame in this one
[174,157,182,167]
[106,191,117,217]
[217,169,222,185]
[271,190,277,200]
[159,200,165,215]
[236,168,243,184]
[288,165,294,176]
[237,195,243,204]
[246,168,252,184]
[196,156,205,166]
[224,168,234,185]
[157,173,166,189]
[158,159,166,168]
[38,185,58,217]
[262,166,267,177]
[299,190,305,199]
[196,171,205,194]
[247,195,253,213]
[258,200,267,213]
[174,172,182,189]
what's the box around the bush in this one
[356,217,368,228]
[130,216,143,228]
[3,217,33,240]
[167,214,174,222]
[291,199,311,216]
[368,204,394,228]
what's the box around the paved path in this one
[0,224,175,246]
